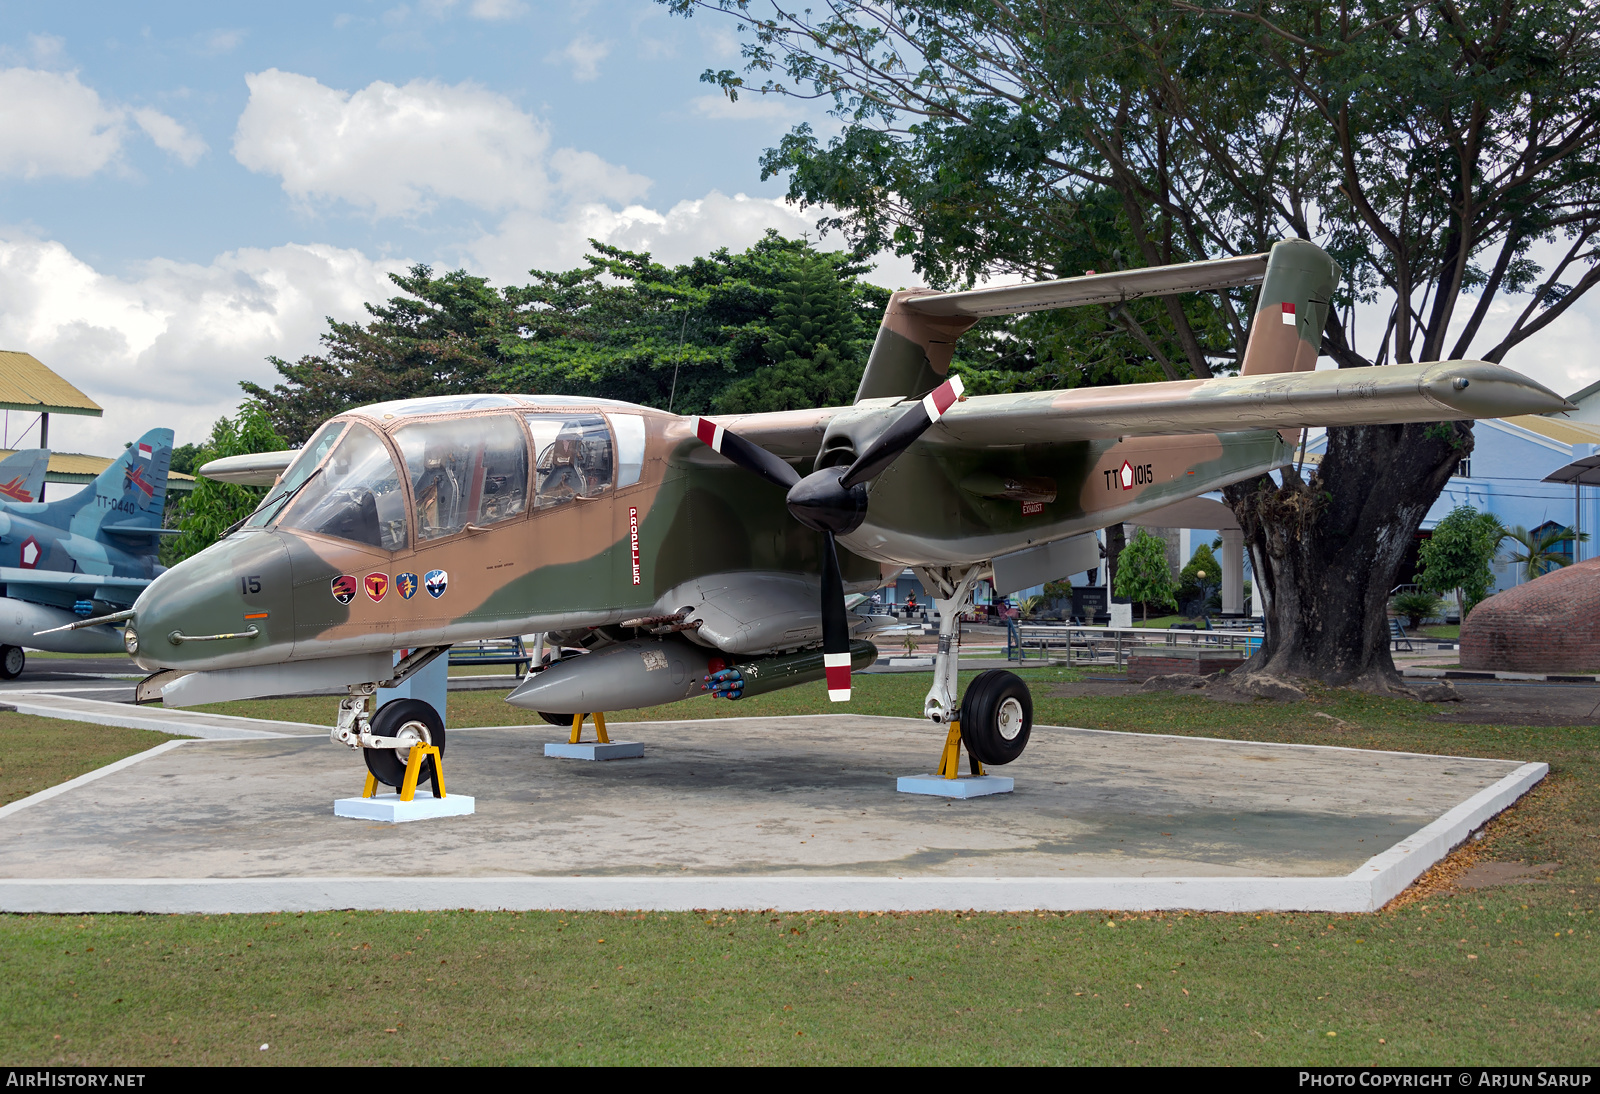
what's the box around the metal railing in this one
[1005,621,1264,667]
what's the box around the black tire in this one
[960,669,1032,766]
[0,645,24,679]
[538,711,574,727]
[363,699,446,792]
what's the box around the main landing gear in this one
[903,565,1033,795]
[0,644,24,680]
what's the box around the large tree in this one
[498,232,887,412]
[244,234,890,444]
[666,0,1600,688]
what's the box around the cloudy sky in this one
[0,1,1594,460]
[0,0,924,456]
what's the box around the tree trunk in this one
[1225,421,1471,690]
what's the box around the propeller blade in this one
[838,375,965,490]
[693,418,801,490]
[820,530,852,702]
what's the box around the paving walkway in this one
[0,710,1543,914]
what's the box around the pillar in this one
[1221,528,1245,615]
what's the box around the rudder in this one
[1239,239,1342,376]
[55,428,175,540]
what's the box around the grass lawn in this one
[5,673,1598,1064]
[0,713,181,807]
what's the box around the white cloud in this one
[469,0,527,18]
[0,67,205,178]
[198,28,247,55]
[132,108,207,166]
[234,69,563,218]
[691,93,802,122]
[462,189,924,290]
[0,230,402,453]
[551,35,611,82]
[234,69,650,219]
[0,68,125,178]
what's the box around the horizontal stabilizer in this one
[101,523,182,537]
[0,568,149,589]
[930,360,1573,445]
[902,254,1269,319]
[199,449,294,487]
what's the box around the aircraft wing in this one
[902,254,1269,318]
[929,360,1573,444]
[199,450,295,487]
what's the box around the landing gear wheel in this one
[537,711,572,727]
[362,698,446,791]
[0,645,24,679]
[959,669,1032,766]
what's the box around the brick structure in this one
[1460,556,1600,673]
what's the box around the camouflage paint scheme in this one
[128,240,1569,682]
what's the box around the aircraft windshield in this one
[526,415,613,509]
[245,419,346,529]
[394,415,529,542]
[278,423,409,551]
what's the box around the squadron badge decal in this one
[397,572,419,600]
[365,573,389,602]
[331,575,358,605]
[425,569,448,598]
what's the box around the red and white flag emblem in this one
[1281,302,1297,326]
[137,443,152,459]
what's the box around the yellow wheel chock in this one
[569,711,610,745]
[362,743,447,803]
[935,719,986,780]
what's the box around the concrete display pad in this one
[897,773,1014,798]
[544,741,645,761]
[0,713,1544,914]
[333,792,476,823]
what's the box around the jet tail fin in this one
[0,448,49,504]
[50,429,175,546]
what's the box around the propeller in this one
[692,375,965,701]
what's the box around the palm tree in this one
[1501,523,1590,584]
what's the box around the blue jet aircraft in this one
[0,428,174,677]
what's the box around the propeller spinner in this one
[692,375,965,701]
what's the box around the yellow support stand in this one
[569,711,610,745]
[935,720,985,780]
[361,745,446,801]
[399,744,445,802]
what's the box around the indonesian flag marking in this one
[137,443,153,460]
[1281,302,1297,326]
[921,375,965,422]
[694,418,725,452]
[824,651,852,702]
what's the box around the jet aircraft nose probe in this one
[692,376,965,701]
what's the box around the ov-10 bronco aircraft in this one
[71,240,1568,790]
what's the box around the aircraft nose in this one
[128,532,292,672]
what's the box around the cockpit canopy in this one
[240,401,648,552]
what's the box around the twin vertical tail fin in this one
[1239,239,1342,377]
[57,428,175,545]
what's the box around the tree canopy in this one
[1416,504,1506,615]
[665,0,1600,687]
[243,233,891,446]
[165,401,287,565]
[1115,528,1178,621]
